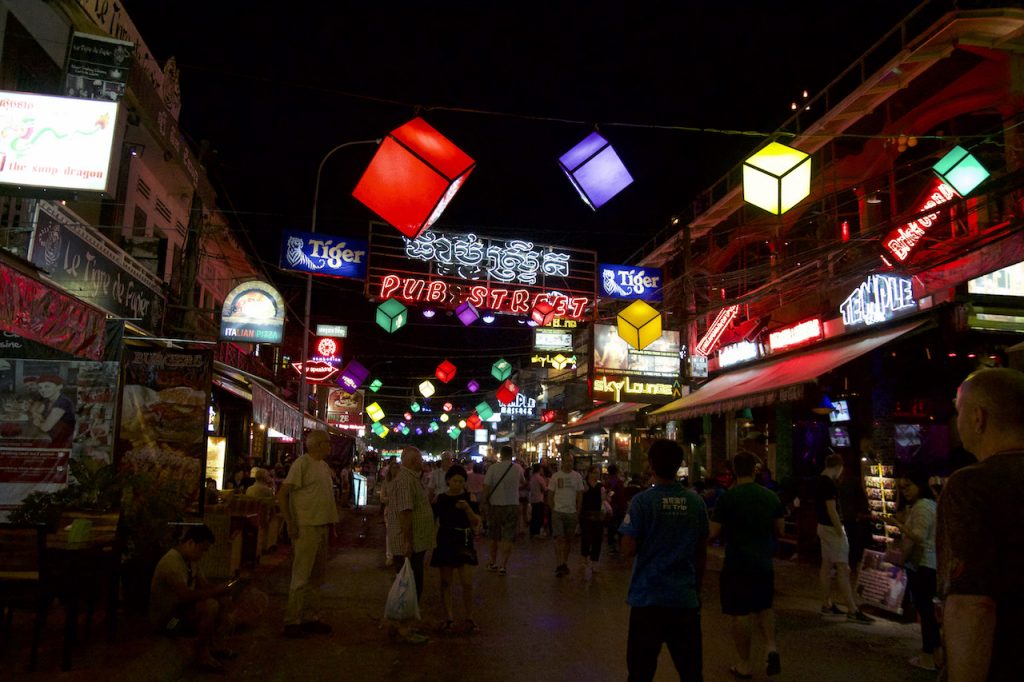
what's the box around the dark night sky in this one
[120,1,920,411]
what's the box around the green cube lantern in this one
[933,145,989,196]
[376,298,408,333]
[372,422,387,438]
[368,379,383,392]
[491,358,512,382]
[617,299,662,350]
[448,426,461,440]
[475,401,494,420]
[366,402,385,423]
[743,141,811,215]
[410,401,420,413]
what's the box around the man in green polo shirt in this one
[710,450,785,679]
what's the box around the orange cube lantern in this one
[352,117,475,239]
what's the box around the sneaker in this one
[847,610,875,624]
[300,620,333,635]
[820,604,844,616]
[487,563,500,572]
[282,624,307,638]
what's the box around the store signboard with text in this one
[839,274,917,328]
[593,324,680,404]
[219,281,286,344]
[327,389,365,430]
[768,318,823,352]
[366,223,596,320]
[0,90,120,193]
[279,229,368,280]
[598,263,662,301]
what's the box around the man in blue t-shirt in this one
[620,440,708,682]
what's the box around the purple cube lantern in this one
[467,379,480,393]
[338,359,369,394]
[456,301,480,326]
[558,132,633,210]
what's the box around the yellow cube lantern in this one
[366,402,385,423]
[419,380,436,398]
[617,299,662,350]
[743,141,811,215]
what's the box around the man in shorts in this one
[817,453,874,623]
[710,451,785,678]
[546,453,584,577]
[149,525,237,673]
[481,445,524,575]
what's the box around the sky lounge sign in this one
[840,274,916,328]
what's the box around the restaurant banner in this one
[280,229,368,280]
[29,200,165,333]
[593,323,681,404]
[252,382,302,439]
[220,280,286,344]
[0,334,119,519]
[119,348,212,508]
[0,261,107,361]
[64,32,134,102]
[326,388,364,430]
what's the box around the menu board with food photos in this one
[864,463,901,546]
[118,348,212,508]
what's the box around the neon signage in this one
[593,375,677,403]
[840,274,916,328]
[403,232,571,284]
[768,318,822,351]
[531,353,578,370]
[718,341,762,368]
[500,393,537,416]
[695,305,740,356]
[882,181,955,262]
[291,360,339,383]
[599,263,663,301]
[534,329,574,352]
[378,274,589,319]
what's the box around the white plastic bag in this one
[384,558,420,622]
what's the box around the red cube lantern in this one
[531,301,556,327]
[352,117,475,239]
[436,359,457,383]
[466,414,482,430]
[496,379,519,405]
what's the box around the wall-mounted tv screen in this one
[830,425,851,448]
[829,399,851,423]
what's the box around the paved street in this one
[10,506,937,681]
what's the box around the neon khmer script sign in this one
[840,274,916,328]
[366,223,596,320]
[881,181,955,262]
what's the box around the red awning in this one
[553,402,647,435]
[650,319,927,422]
[0,260,108,361]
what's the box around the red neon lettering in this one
[380,274,400,299]
[881,182,955,262]
[401,278,425,300]
[508,289,530,314]
[489,288,510,309]
[426,281,447,302]
[695,305,739,356]
[467,286,488,308]
[567,298,588,318]
[769,318,822,351]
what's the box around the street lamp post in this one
[297,138,380,456]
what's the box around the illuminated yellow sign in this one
[594,375,675,403]
[531,353,578,370]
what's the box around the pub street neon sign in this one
[403,232,571,284]
[881,180,955,263]
[378,274,589,319]
[840,274,916,328]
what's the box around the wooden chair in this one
[0,523,51,671]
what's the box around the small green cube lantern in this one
[933,145,989,196]
[368,378,383,392]
[410,401,420,413]
[743,141,811,215]
[617,299,662,350]
[475,401,494,420]
[376,298,408,333]
[448,426,461,440]
[491,358,512,381]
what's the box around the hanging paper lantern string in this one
[352,117,475,239]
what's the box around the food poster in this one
[118,348,212,508]
[0,334,119,518]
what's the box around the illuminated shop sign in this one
[688,355,709,378]
[290,360,339,383]
[534,329,574,352]
[718,341,762,368]
[315,324,348,338]
[367,223,596,319]
[968,261,1024,297]
[220,281,286,344]
[0,91,119,193]
[279,229,367,280]
[500,393,536,417]
[695,305,740,356]
[768,318,822,352]
[593,375,679,404]
[531,353,578,370]
[598,264,663,301]
[840,274,916,328]
[327,389,365,429]
[881,181,955,263]
[595,324,680,378]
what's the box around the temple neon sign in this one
[882,181,955,263]
[840,274,916,328]
[378,274,590,319]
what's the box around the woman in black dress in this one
[580,464,607,581]
[430,464,481,632]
